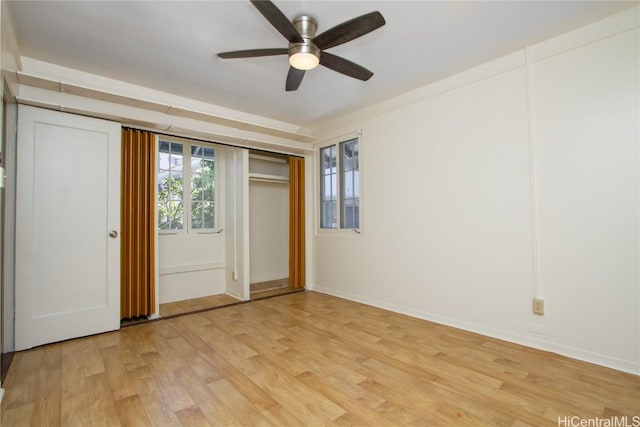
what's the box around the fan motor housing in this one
[289,15,320,65]
[293,15,318,39]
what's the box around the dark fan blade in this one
[320,52,373,81]
[218,48,288,59]
[251,0,303,43]
[286,67,305,91]
[313,11,385,50]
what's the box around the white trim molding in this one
[159,262,225,276]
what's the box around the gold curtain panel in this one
[120,128,156,318]
[289,156,305,289]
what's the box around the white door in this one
[15,105,121,351]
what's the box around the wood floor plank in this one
[61,339,89,402]
[159,294,240,317]
[114,395,153,427]
[140,352,195,413]
[242,355,347,424]
[207,377,275,426]
[1,291,638,427]
[61,394,91,427]
[1,347,44,410]
[173,367,244,426]
[295,370,394,426]
[84,373,121,426]
[1,403,34,427]
[174,405,213,427]
[100,346,137,401]
[138,391,182,427]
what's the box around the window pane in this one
[158,151,171,171]
[191,202,202,229]
[191,174,202,200]
[322,146,332,170]
[203,202,215,229]
[331,175,337,201]
[204,183,215,201]
[330,146,336,173]
[200,158,215,173]
[170,143,183,155]
[343,205,353,229]
[168,172,183,200]
[344,170,353,198]
[191,145,214,159]
[331,201,337,228]
[323,176,332,199]
[354,170,360,197]
[168,201,184,230]
[191,160,202,175]
[341,199,360,229]
[340,138,359,229]
[158,201,171,230]
[191,184,201,202]
[170,144,183,171]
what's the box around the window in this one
[158,141,184,230]
[320,137,360,230]
[158,139,216,232]
[190,146,215,229]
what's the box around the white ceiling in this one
[7,1,635,127]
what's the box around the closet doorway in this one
[248,152,295,299]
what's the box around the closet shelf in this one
[248,173,289,183]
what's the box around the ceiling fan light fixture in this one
[289,44,320,70]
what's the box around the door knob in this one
[109,230,118,238]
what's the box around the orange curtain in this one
[121,128,156,318]
[289,156,305,289]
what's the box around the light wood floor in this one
[2,291,638,426]
[157,279,296,319]
[250,278,297,300]
[159,294,242,317]
[250,278,289,294]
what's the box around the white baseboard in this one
[311,286,640,376]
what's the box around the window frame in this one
[317,134,362,235]
[157,135,221,235]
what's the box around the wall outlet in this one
[232,270,238,281]
[533,298,545,315]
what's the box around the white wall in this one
[531,26,639,365]
[225,147,250,300]
[311,8,639,374]
[158,233,226,303]
[249,180,289,283]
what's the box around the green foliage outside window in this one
[158,142,215,231]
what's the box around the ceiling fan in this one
[217,0,386,91]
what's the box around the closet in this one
[248,152,290,294]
